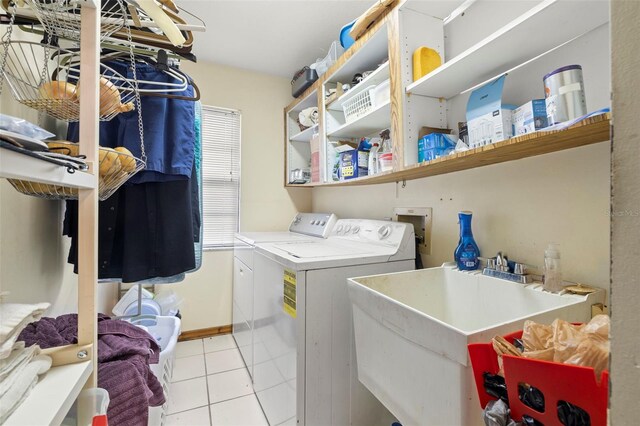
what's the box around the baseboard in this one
[178,324,232,342]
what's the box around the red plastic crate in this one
[468,329,608,426]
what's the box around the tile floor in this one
[166,335,269,426]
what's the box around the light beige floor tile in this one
[207,368,253,404]
[167,376,209,414]
[204,334,237,353]
[205,347,245,374]
[172,354,206,382]
[165,406,211,425]
[210,394,268,426]
[175,339,204,359]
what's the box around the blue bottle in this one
[454,211,481,270]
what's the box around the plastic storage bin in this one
[468,329,608,426]
[128,315,181,426]
[343,86,376,123]
[370,79,390,107]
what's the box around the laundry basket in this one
[127,315,181,426]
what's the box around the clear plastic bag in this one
[0,114,56,140]
[520,315,610,379]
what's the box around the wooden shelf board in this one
[327,61,390,112]
[0,148,96,188]
[5,361,93,426]
[302,114,610,187]
[327,101,391,139]
[406,0,609,99]
[290,124,318,143]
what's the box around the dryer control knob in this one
[353,225,360,234]
[320,221,326,226]
[378,225,392,239]
[345,225,352,232]
[336,225,344,233]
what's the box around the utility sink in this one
[347,266,605,426]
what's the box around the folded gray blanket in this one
[18,314,165,426]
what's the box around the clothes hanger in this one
[2,0,205,54]
[48,44,199,101]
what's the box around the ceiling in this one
[179,0,462,79]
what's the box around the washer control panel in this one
[289,213,338,238]
[330,219,413,247]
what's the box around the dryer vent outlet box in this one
[394,207,432,256]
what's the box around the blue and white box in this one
[466,75,516,148]
[513,99,548,135]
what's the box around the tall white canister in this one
[543,65,587,124]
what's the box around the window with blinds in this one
[200,106,241,249]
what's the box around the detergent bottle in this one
[454,211,481,270]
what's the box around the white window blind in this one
[201,106,241,249]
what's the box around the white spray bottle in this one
[368,142,380,175]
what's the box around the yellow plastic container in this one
[413,47,442,82]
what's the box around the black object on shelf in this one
[0,140,86,173]
[292,66,318,98]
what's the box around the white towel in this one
[0,354,52,423]
[0,303,49,359]
[0,342,40,383]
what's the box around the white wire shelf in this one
[0,148,96,189]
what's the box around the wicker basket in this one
[0,41,136,122]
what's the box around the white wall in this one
[0,97,118,316]
[313,8,611,290]
[156,61,312,332]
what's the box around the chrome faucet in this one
[483,252,532,284]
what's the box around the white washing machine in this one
[233,213,337,380]
[252,219,416,426]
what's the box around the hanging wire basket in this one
[22,0,128,42]
[0,40,137,122]
[8,141,146,201]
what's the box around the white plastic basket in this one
[127,315,181,426]
[342,85,376,124]
[371,78,391,107]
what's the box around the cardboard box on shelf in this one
[418,126,452,139]
[513,99,548,135]
[466,75,516,148]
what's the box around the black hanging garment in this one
[63,62,200,282]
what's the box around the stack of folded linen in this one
[0,303,53,423]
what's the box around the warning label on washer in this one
[283,269,297,318]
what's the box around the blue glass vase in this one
[454,211,480,270]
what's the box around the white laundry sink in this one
[347,266,605,426]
